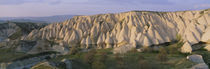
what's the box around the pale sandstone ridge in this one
[25,9,210,49]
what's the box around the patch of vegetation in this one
[164,34,184,55]
[0,48,26,62]
[13,51,58,61]
[84,49,97,65]
[13,22,47,34]
[48,47,195,69]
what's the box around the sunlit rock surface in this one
[25,9,210,49]
[181,42,192,53]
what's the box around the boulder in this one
[191,63,209,69]
[187,55,209,69]
[187,55,205,63]
[136,48,143,52]
[113,44,135,54]
[61,59,72,69]
[181,42,192,53]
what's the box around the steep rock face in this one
[25,9,210,48]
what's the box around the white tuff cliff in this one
[25,9,210,49]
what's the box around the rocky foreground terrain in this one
[0,9,210,69]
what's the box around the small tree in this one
[157,48,168,62]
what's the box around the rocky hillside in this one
[25,9,210,49]
[0,22,47,42]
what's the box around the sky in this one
[0,0,210,17]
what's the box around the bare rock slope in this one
[25,9,210,49]
[0,22,46,42]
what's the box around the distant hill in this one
[0,20,6,23]
[0,15,74,23]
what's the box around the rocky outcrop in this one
[191,63,209,69]
[113,44,135,54]
[28,40,69,55]
[181,42,192,53]
[187,55,209,69]
[24,9,210,49]
[187,55,205,63]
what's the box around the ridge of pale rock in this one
[24,9,210,49]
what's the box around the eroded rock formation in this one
[24,9,210,49]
